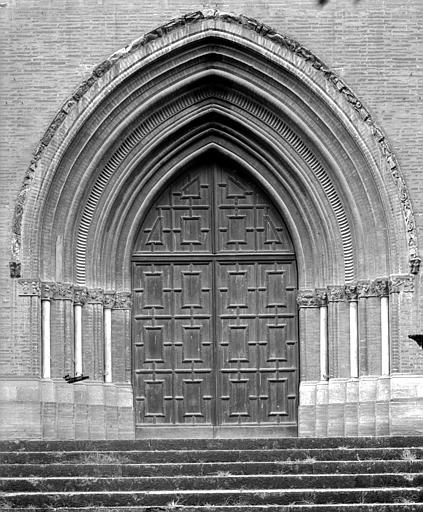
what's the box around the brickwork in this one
[1,0,422,374]
[297,295,321,381]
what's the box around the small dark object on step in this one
[63,374,90,383]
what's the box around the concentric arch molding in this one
[75,87,354,285]
[10,9,420,276]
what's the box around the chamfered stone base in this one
[0,379,135,440]
[1,375,422,440]
[299,375,423,437]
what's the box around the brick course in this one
[1,0,422,374]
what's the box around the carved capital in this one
[373,278,389,297]
[53,282,74,300]
[17,279,41,296]
[73,287,89,306]
[410,256,421,275]
[344,284,358,302]
[10,261,21,278]
[389,274,414,294]
[357,280,375,298]
[315,289,328,306]
[296,290,322,308]
[357,279,387,298]
[87,288,104,304]
[327,286,346,302]
[41,282,56,300]
[103,292,116,309]
[113,291,132,310]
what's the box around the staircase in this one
[0,437,422,511]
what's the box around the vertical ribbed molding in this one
[297,289,327,438]
[327,285,350,378]
[388,274,415,373]
[112,292,133,383]
[85,289,105,382]
[357,279,386,376]
[17,279,42,376]
[297,290,323,381]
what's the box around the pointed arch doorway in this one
[132,155,298,438]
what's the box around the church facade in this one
[0,1,422,440]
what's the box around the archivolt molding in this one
[75,86,354,285]
[10,9,420,275]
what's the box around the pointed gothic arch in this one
[10,10,419,438]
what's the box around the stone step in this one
[1,446,422,464]
[1,488,422,507]
[1,438,421,510]
[1,459,421,477]
[1,436,422,452]
[1,506,422,512]
[1,473,422,492]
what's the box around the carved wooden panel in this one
[136,169,212,253]
[216,261,297,425]
[135,167,293,254]
[215,169,293,253]
[133,262,213,425]
[133,164,297,431]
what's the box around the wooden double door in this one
[132,164,298,437]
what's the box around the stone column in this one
[345,285,359,378]
[327,286,350,378]
[73,287,88,376]
[297,290,322,381]
[103,292,115,384]
[40,283,55,379]
[317,290,329,381]
[377,279,390,376]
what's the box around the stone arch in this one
[10,10,419,438]
[12,11,419,282]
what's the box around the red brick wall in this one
[1,0,422,375]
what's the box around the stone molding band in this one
[297,275,414,307]
[9,9,420,276]
[17,280,133,309]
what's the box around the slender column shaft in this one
[349,301,359,378]
[381,296,390,375]
[319,305,328,380]
[104,307,112,383]
[327,286,349,378]
[74,304,83,375]
[41,299,51,379]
